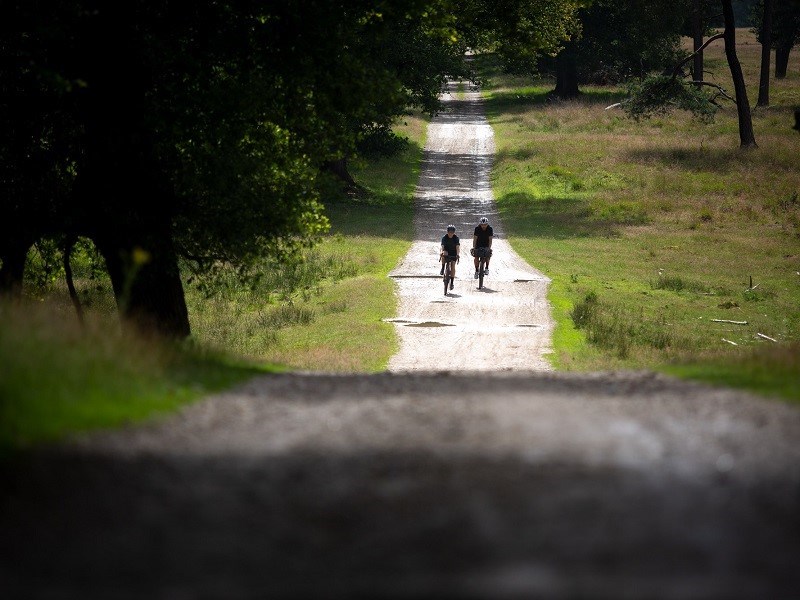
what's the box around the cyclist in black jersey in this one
[472,216,493,278]
[440,225,460,288]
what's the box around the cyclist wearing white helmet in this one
[472,217,493,278]
[440,224,460,289]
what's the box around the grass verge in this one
[0,302,270,456]
[187,114,426,371]
[477,32,800,401]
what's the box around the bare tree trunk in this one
[72,4,191,339]
[757,0,773,106]
[0,239,31,300]
[775,45,791,79]
[96,226,190,339]
[722,0,757,148]
[554,41,580,99]
[63,236,85,327]
[323,158,358,187]
[692,0,704,83]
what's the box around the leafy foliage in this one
[750,0,800,50]
[623,75,720,122]
[456,0,585,74]
[574,0,687,83]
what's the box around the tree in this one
[681,0,719,83]
[0,1,394,335]
[722,0,757,147]
[621,0,756,148]
[692,0,706,83]
[751,0,800,79]
[547,0,687,99]
[456,0,585,75]
[757,0,773,106]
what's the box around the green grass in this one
[0,303,270,455]
[662,343,800,401]
[187,113,426,371]
[479,31,800,401]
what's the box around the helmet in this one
[446,225,456,232]
[479,217,489,224]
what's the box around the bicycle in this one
[442,254,458,295]
[471,247,492,289]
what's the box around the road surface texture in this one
[2,83,800,599]
[388,81,553,372]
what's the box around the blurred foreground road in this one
[2,371,800,599]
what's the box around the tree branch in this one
[690,80,736,103]
[673,33,725,80]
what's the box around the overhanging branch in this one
[690,80,736,104]
[672,33,725,80]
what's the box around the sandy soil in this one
[2,82,800,599]
[388,81,553,372]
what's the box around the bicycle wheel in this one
[443,262,450,295]
[478,257,485,289]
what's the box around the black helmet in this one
[446,224,456,232]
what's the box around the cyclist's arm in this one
[472,234,477,248]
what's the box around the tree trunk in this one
[71,4,191,339]
[554,41,580,99]
[722,0,758,148]
[95,226,190,339]
[0,239,32,300]
[692,0,704,83]
[63,236,85,327]
[775,45,791,79]
[323,157,358,187]
[757,0,773,106]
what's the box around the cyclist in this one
[472,216,493,278]
[440,224,460,290]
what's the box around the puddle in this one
[383,318,454,327]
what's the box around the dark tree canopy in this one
[751,0,800,78]
[532,0,689,98]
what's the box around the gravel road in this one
[388,82,553,372]
[2,82,799,599]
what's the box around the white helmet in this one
[479,217,489,224]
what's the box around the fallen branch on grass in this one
[757,333,778,342]
[722,338,738,346]
[711,319,748,325]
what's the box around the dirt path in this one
[388,81,553,372]
[3,83,800,599]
